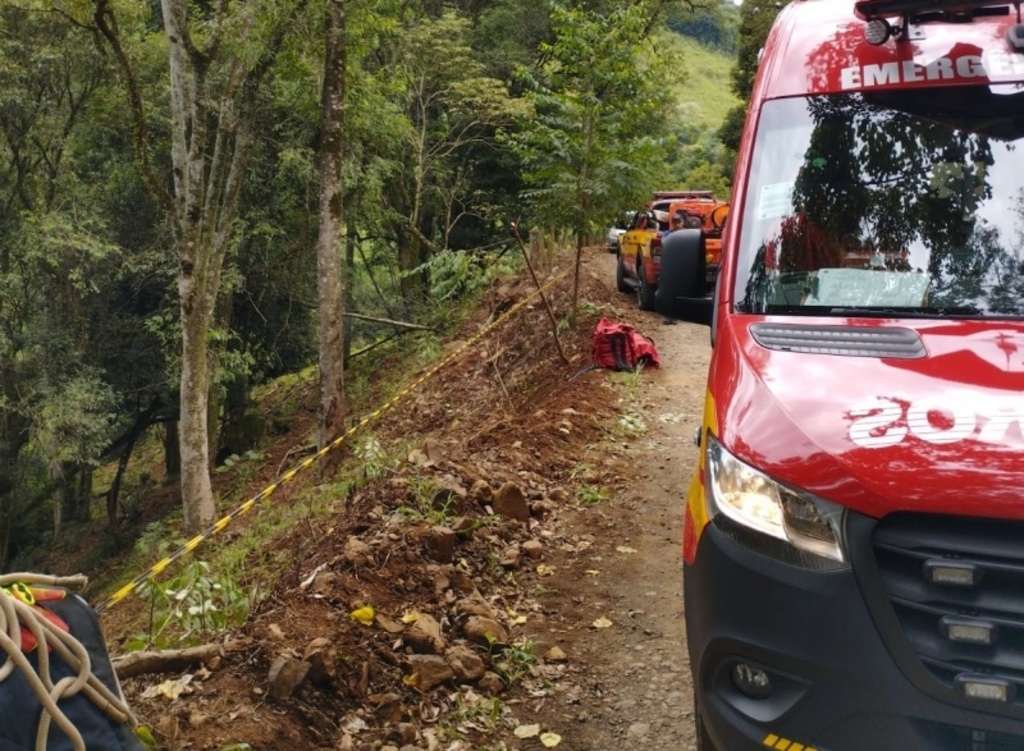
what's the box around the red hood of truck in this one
[715,317,1024,521]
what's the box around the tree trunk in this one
[179,265,216,533]
[77,467,92,523]
[316,0,348,453]
[163,420,180,480]
[343,228,356,367]
[160,0,271,533]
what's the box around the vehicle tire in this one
[616,253,631,293]
[694,698,719,751]
[636,260,655,311]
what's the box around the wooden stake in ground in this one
[510,224,570,365]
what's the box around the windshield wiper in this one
[828,306,985,318]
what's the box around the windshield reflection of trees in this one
[742,91,1024,315]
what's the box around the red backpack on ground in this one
[591,318,660,371]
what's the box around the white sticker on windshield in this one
[757,181,795,221]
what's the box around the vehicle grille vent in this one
[919,722,1024,751]
[871,513,1024,711]
[749,323,925,358]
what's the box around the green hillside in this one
[664,33,742,130]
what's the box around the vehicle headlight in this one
[706,434,848,569]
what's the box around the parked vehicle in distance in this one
[616,206,668,310]
[607,211,632,253]
[617,191,728,310]
[655,0,1024,749]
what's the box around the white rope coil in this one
[0,573,139,751]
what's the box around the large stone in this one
[404,612,446,655]
[445,644,487,682]
[344,537,373,565]
[492,482,530,522]
[406,654,455,691]
[462,615,509,646]
[454,593,498,621]
[268,657,310,699]
[416,524,456,564]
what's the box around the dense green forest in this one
[0,0,746,570]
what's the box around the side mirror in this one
[655,230,714,326]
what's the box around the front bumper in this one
[685,513,1024,751]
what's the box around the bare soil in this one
[94,246,713,751]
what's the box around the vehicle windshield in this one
[735,85,1024,317]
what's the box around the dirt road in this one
[517,250,713,750]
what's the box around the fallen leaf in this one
[350,605,375,626]
[584,569,600,576]
[505,607,527,625]
[401,610,420,624]
[514,724,541,738]
[616,546,637,554]
[541,731,562,747]
[592,617,613,629]
[144,674,193,701]
[536,564,554,577]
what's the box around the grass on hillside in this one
[662,32,741,129]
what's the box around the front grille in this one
[870,513,1024,712]
[918,722,1024,751]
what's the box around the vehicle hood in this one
[716,317,1024,520]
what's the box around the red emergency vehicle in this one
[655,0,1024,748]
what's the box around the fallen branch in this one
[112,640,247,679]
[344,312,433,331]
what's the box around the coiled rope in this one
[0,573,138,751]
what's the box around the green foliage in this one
[353,436,389,481]
[732,0,787,101]
[576,483,611,506]
[410,248,521,303]
[509,3,672,237]
[667,2,741,54]
[128,561,252,649]
[394,476,458,525]
[493,638,539,686]
[30,371,121,470]
[718,104,749,158]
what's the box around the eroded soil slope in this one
[104,247,712,751]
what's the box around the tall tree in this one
[95,0,302,533]
[387,13,525,306]
[317,0,347,449]
[511,2,670,321]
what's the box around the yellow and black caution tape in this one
[95,271,568,613]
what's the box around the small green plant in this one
[394,475,465,525]
[126,561,252,649]
[576,483,611,505]
[353,435,388,480]
[609,364,647,396]
[450,689,504,731]
[493,638,538,687]
[616,408,648,437]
